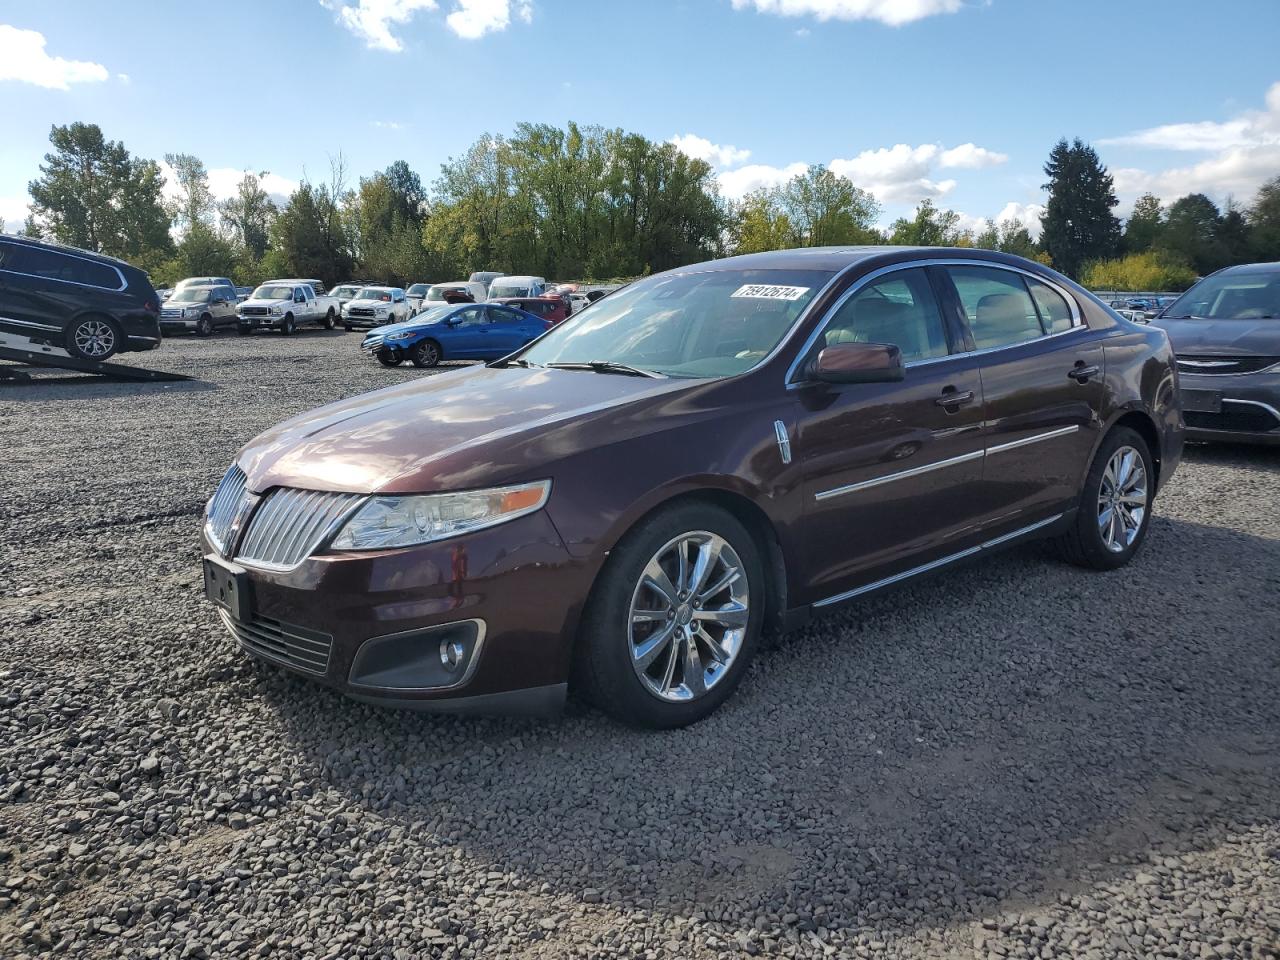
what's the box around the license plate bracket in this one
[203,554,252,622]
[1180,389,1221,414]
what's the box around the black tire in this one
[65,314,123,361]
[195,314,214,337]
[375,349,403,367]
[577,502,764,729]
[280,314,295,336]
[411,339,441,368]
[344,324,353,332]
[323,309,335,330]
[1055,426,1154,571]
[237,324,253,336]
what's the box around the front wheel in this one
[411,340,441,368]
[577,503,764,729]
[280,314,295,336]
[375,349,402,367]
[344,324,352,332]
[195,314,214,337]
[1055,426,1154,570]
[323,309,335,330]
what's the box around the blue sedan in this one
[360,302,552,368]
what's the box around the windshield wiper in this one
[547,361,665,378]
[488,357,542,368]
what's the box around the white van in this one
[487,275,546,300]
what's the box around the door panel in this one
[443,306,487,357]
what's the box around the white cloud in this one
[320,0,438,51]
[1100,80,1280,206]
[116,72,130,84]
[371,119,405,130]
[730,0,963,27]
[0,24,109,90]
[157,162,300,208]
[447,0,523,38]
[939,142,1007,169]
[0,195,30,230]
[995,201,1045,239]
[669,134,752,169]
[718,162,809,199]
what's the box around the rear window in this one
[8,246,122,289]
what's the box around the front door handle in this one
[935,389,975,408]
[1069,362,1100,383]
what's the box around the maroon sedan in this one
[202,247,1183,728]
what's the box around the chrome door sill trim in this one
[812,512,1064,609]
[986,424,1079,456]
[814,449,984,501]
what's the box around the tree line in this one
[16,122,1280,291]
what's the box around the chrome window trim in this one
[813,425,1080,502]
[0,315,61,332]
[814,449,983,501]
[786,258,1086,386]
[812,512,1064,608]
[0,242,128,293]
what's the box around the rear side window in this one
[9,245,121,290]
[947,266,1043,349]
[821,268,949,364]
[1026,278,1075,334]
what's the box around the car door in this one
[485,306,540,353]
[789,266,988,605]
[441,305,488,357]
[937,263,1107,528]
[213,287,236,327]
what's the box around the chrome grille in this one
[240,306,270,316]
[235,487,364,570]
[205,465,248,553]
[348,307,376,318]
[220,611,332,675]
[1176,355,1279,375]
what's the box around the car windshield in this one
[253,285,295,300]
[359,288,394,301]
[490,282,532,298]
[414,305,455,324]
[1163,269,1280,320]
[407,284,428,295]
[426,285,461,300]
[333,286,361,297]
[519,268,833,378]
[171,289,212,303]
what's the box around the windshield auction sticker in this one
[730,284,810,301]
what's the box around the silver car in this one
[160,284,239,337]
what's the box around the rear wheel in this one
[195,314,214,337]
[1055,426,1153,570]
[66,315,121,361]
[577,503,763,729]
[411,340,441,368]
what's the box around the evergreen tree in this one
[1040,138,1121,278]
[1122,193,1163,253]
[1247,176,1280,261]
[1159,193,1226,275]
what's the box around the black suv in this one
[0,234,162,361]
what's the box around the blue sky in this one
[3,0,1280,237]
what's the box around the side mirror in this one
[808,341,905,384]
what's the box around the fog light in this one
[441,638,465,671]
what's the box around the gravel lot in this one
[2,330,1278,960]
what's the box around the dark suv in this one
[0,234,161,361]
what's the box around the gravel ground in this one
[1,330,1278,960]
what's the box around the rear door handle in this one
[1069,362,1100,383]
[935,389,975,407]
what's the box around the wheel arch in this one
[1101,406,1163,491]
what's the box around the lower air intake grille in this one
[220,611,332,675]
[235,487,364,570]
[1185,406,1279,433]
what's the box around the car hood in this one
[365,317,434,338]
[348,299,392,308]
[238,365,698,495]
[1151,316,1280,355]
[241,298,291,308]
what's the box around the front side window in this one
[948,266,1044,349]
[451,306,485,327]
[819,268,949,364]
[521,268,832,379]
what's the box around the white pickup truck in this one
[236,280,340,335]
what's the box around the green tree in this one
[775,165,880,247]
[1217,198,1252,266]
[27,122,172,261]
[1122,193,1163,253]
[1159,193,1226,275]
[1247,176,1280,261]
[1040,138,1121,278]
[889,199,969,246]
[267,177,354,286]
[732,190,796,254]
[164,152,216,235]
[219,172,277,260]
[356,160,430,283]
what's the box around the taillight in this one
[143,299,159,314]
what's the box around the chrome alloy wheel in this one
[1097,445,1148,553]
[628,531,750,702]
[73,319,116,358]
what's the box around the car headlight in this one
[270,306,282,316]
[330,480,551,550]
[387,331,414,340]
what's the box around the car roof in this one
[1215,261,1280,275]
[653,245,1065,277]
[0,232,133,267]
[492,275,543,283]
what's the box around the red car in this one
[492,295,569,324]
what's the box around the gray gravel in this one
[2,330,1278,959]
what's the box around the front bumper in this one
[201,510,593,715]
[1179,371,1280,445]
[238,314,285,329]
[160,317,198,332]
[344,314,391,329]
